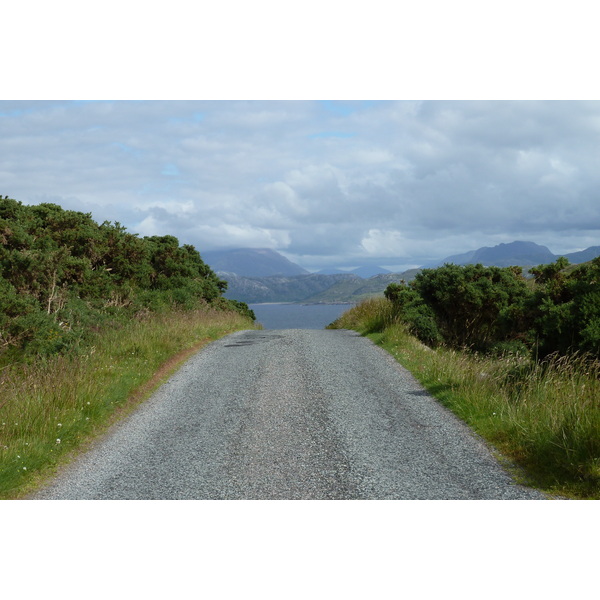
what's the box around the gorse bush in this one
[0,197,254,363]
[382,259,600,359]
[529,257,600,356]
[382,285,442,346]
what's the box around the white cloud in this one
[2,100,600,269]
[361,229,407,256]
[192,224,291,251]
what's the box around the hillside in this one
[304,271,421,303]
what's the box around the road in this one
[33,329,546,499]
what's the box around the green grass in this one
[0,306,257,499]
[329,298,600,499]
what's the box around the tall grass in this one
[328,296,400,333]
[0,306,256,499]
[330,298,600,499]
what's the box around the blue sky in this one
[2,99,600,271]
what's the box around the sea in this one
[248,303,354,330]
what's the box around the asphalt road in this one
[33,329,546,499]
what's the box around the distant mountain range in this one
[315,266,392,277]
[425,241,600,268]
[220,271,420,304]
[202,248,393,279]
[204,242,600,304]
[201,248,308,277]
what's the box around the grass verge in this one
[329,298,600,499]
[0,306,257,499]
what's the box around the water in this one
[249,303,353,330]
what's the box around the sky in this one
[2,99,600,272]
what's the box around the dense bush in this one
[384,258,600,359]
[384,284,442,346]
[0,197,254,362]
[529,257,600,357]
[386,264,529,352]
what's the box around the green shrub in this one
[530,257,600,357]
[0,197,252,364]
[384,259,600,360]
[384,283,443,346]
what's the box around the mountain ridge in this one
[204,242,600,280]
[220,271,420,304]
[209,242,600,304]
[424,241,600,268]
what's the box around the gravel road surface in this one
[33,329,546,499]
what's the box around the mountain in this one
[350,266,392,278]
[304,271,421,303]
[201,248,308,277]
[424,241,598,269]
[220,273,361,303]
[208,241,600,304]
[315,266,391,277]
[563,246,600,263]
[315,268,348,275]
[470,241,555,267]
[221,270,420,304]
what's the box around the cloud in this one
[361,229,407,257]
[2,100,600,270]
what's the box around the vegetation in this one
[329,260,600,499]
[0,197,254,364]
[0,306,255,498]
[384,259,600,358]
[0,197,257,498]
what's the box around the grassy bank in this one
[0,306,256,499]
[329,298,600,499]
